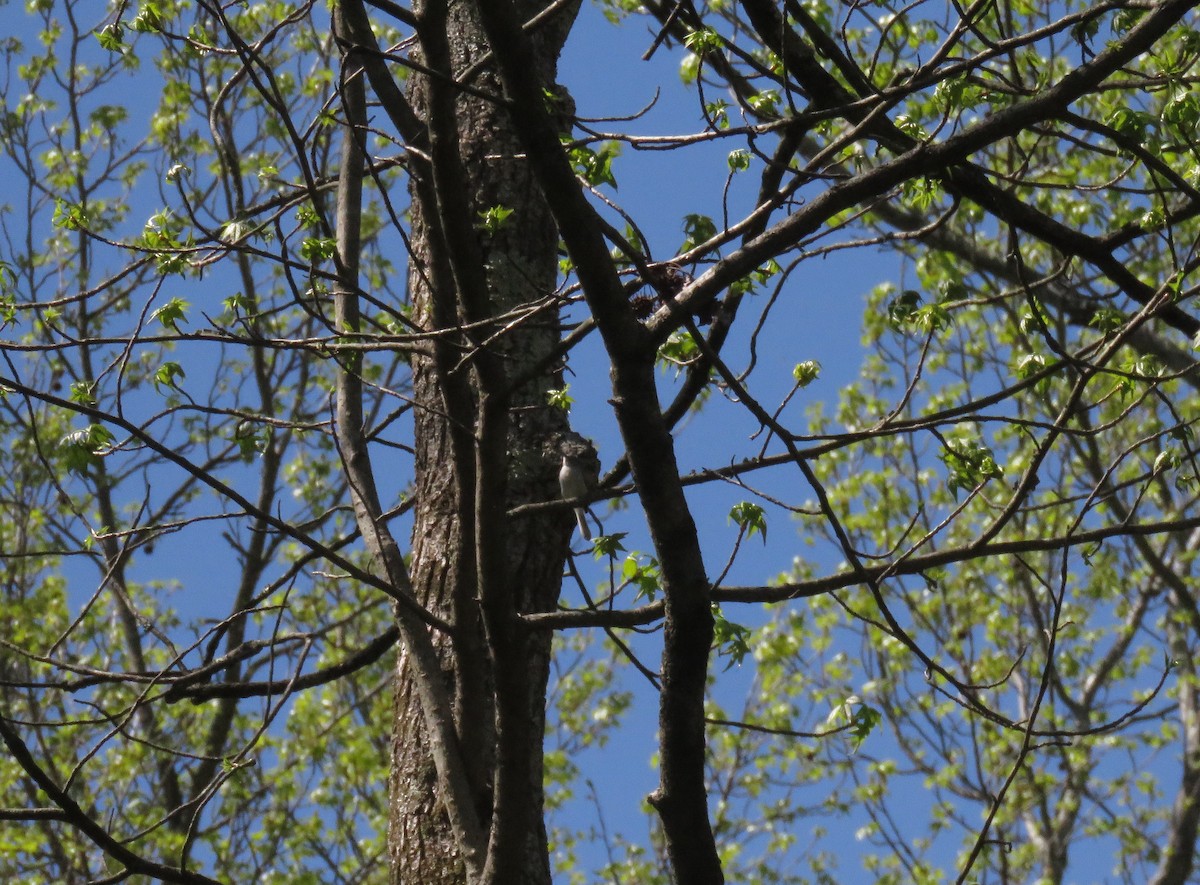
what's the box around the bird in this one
[559,453,592,540]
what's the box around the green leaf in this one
[296,205,321,229]
[59,425,115,476]
[747,89,780,116]
[849,704,882,749]
[1105,107,1153,141]
[939,434,1003,499]
[591,532,627,560]
[151,297,189,332]
[142,210,191,274]
[153,361,186,393]
[727,148,750,172]
[1070,16,1100,45]
[1090,308,1126,334]
[132,2,165,32]
[680,52,701,85]
[69,381,97,406]
[546,386,574,411]
[89,105,127,130]
[52,199,88,231]
[659,329,700,365]
[1112,7,1146,33]
[913,302,951,334]
[95,23,126,53]
[622,555,662,601]
[477,204,515,234]
[299,237,337,262]
[1016,353,1045,380]
[705,100,730,129]
[568,141,621,189]
[222,291,254,318]
[681,213,717,252]
[233,419,271,461]
[683,27,722,56]
[893,114,929,141]
[887,290,922,329]
[711,604,752,669]
[1153,447,1181,475]
[793,360,821,387]
[902,176,942,210]
[826,694,880,750]
[729,501,767,543]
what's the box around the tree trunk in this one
[387,3,582,882]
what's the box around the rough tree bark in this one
[335,2,583,882]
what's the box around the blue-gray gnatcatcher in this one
[559,454,592,540]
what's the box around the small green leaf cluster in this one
[141,210,194,275]
[477,204,515,235]
[622,553,662,601]
[58,424,115,475]
[711,604,753,668]
[729,259,779,298]
[938,432,1003,499]
[680,212,717,252]
[792,359,821,388]
[729,500,767,542]
[151,296,189,332]
[567,139,621,189]
[546,385,574,411]
[658,328,700,367]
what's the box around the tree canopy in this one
[3,0,1200,883]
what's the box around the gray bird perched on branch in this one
[554,431,600,541]
[559,453,592,540]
